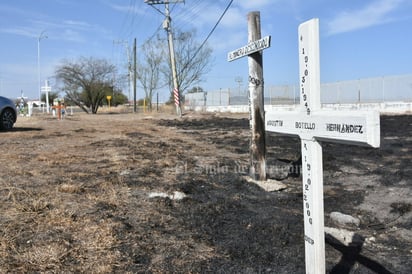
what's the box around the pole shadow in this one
[2,127,44,132]
[326,234,392,274]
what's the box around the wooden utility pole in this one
[145,0,184,116]
[227,11,270,181]
[165,2,181,116]
[133,38,137,113]
[247,11,266,180]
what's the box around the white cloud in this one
[0,26,38,38]
[58,20,112,42]
[0,17,111,44]
[220,7,246,28]
[109,3,147,15]
[236,0,274,10]
[177,0,275,30]
[63,20,92,29]
[327,0,404,35]
[0,4,42,20]
[210,30,246,52]
[60,29,85,43]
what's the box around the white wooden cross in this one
[265,18,380,273]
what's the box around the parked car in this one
[0,96,17,130]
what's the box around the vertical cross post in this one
[247,11,266,181]
[41,80,51,113]
[265,18,380,273]
[299,19,325,273]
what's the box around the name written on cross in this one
[266,111,379,146]
[267,119,365,134]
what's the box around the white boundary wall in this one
[186,101,412,114]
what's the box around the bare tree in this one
[141,29,213,105]
[55,57,117,114]
[173,29,213,95]
[187,86,205,93]
[137,40,166,110]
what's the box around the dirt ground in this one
[0,110,411,273]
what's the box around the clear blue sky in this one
[0,0,411,101]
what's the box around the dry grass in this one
[1,113,411,273]
[0,178,127,272]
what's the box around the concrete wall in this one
[185,101,412,114]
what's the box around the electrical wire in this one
[172,0,205,30]
[144,1,183,46]
[180,0,234,74]
[145,22,164,44]
[137,0,234,81]
[148,4,165,16]
[117,0,138,40]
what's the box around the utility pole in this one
[37,30,47,108]
[145,0,184,116]
[133,38,137,113]
[235,76,243,95]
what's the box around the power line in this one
[144,0,188,45]
[148,3,165,16]
[173,0,205,30]
[118,0,162,43]
[180,0,234,74]
[117,0,138,39]
[197,0,233,56]
[145,22,164,44]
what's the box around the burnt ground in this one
[0,111,411,273]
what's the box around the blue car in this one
[0,96,17,130]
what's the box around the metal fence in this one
[185,74,412,108]
[322,74,412,103]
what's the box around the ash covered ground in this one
[0,111,411,273]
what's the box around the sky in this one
[0,0,411,102]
